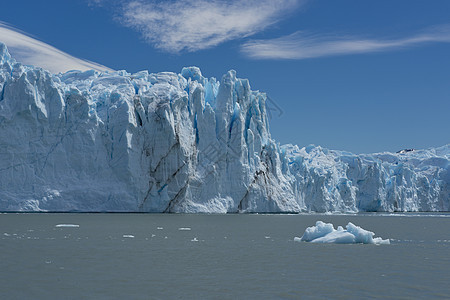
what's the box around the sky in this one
[0,0,449,154]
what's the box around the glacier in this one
[0,42,449,212]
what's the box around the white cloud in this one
[120,0,301,53]
[0,22,113,73]
[241,25,450,59]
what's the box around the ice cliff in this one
[0,43,448,212]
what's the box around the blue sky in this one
[1,0,449,154]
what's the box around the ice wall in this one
[0,43,448,212]
[282,144,449,212]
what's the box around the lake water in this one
[1,213,449,299]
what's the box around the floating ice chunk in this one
[122,234,134,238]
[299,221,334,242]
[178,227,191,231]
[372,237,390,244]
[346,222,380,244]
[296,221,390,245]
[309,229,356,244]
[55,224,79,228]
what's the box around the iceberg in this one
[0,42,449,213]
[295,221,390,244]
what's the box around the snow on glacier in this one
[0,42,449,213]
[295,221,390,244]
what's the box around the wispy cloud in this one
[120,0,301,53]
[241,25,450,59]
[0,22,113,73]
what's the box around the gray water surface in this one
[1,213,449,299]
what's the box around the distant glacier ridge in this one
[0,43,448,212]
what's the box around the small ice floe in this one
[122,234,135,238]
[55,224,79,228]
[295,221,390,245]
[178,227,191,231]
[191,237,199,242]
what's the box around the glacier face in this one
[0,43,448,212]
[282,144,449,212]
